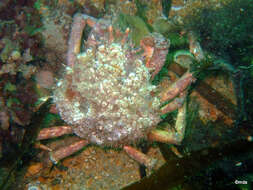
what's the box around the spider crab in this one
[36,13,196,169]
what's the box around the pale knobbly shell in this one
[53,40,161,147]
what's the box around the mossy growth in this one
[117,13,150,46]
[184,0,253,67]
[168,33,188,50]
[135,0,153,32]
[4,82,17,92]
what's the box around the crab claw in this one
[140,33,169,79]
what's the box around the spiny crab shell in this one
[53,20,165,147]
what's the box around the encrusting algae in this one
[54,27,161,147]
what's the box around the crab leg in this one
[148,100,187,145]
[34,143,53,151]
[124,146,157,169]
[108,25,113,43]
[67,13,97,67]
[37,126,73,140]
[160,71,195,102]
[49,139,88,164]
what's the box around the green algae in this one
[117,14,150,46]
[184,0,253,64]
[161,0,172,18]
[4,82,16,92]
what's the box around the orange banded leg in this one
[36,126,89,165]
[49,140,88,164]
[160,71,195,102]
[67,13,97,67]
[124,146,157,169]
[37,126,73,140]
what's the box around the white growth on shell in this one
[53,41,161,147]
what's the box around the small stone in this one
[26,163,43,177]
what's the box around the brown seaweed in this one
[0,98,52,190]
[123,138,253,190]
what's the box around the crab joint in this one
[34,143,53,151]
[148,129,180,145]
[160,91,187,114]
[148,99,186,145]
[49,140,88,164]
[124,146,157,169]
[160,71,195,102]
[149,101,187,145]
